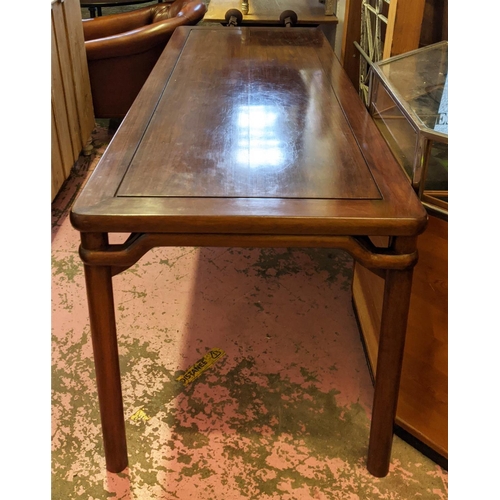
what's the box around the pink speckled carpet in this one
[51,124,448,499]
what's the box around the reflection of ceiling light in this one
[237,105,278,127]
[238,139,281,148]
[236,105,285,169]
[237,147,284,168]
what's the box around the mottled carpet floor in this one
[51,124,448,499]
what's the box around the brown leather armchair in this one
[83,0,207,119]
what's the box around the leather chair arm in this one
[84,1,206,60]
[155,0,206,23]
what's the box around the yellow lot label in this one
[130,407,151,422]
[176,348,226,386]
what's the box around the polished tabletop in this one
[71,26,425,236]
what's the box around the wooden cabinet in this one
[51,0,95,201]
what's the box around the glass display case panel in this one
[370,77,418,180]
[369,41,448,218]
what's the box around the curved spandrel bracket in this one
[79,232,419,277]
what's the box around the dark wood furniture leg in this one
[367,236,417,477]
[82,233,128,473]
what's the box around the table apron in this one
[79,232,418,277]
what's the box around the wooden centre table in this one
[70,25,427,478]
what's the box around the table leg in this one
[88,6,96,17]
[366,236,416,477]
[82,233,128,473]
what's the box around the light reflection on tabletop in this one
[236,104,286,169]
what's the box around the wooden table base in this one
[80,231,418,477]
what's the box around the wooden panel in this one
[117,29,380,199]
[52,2,81,162]
[340,0,362,90]
[63,0,95,145]
[51,106,66,201]
[383,0,426,59]
[420,0,448,46]
[204,0,339,24]
[441,0,448,41]
[51,12,74,177]
[51,0,95,201]
[352,215,448,458]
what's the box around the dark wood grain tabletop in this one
[71,26,425,237]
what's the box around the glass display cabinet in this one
[368,41,448,219]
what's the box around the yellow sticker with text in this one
[176,348,226,386]
[130,407,151,422]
